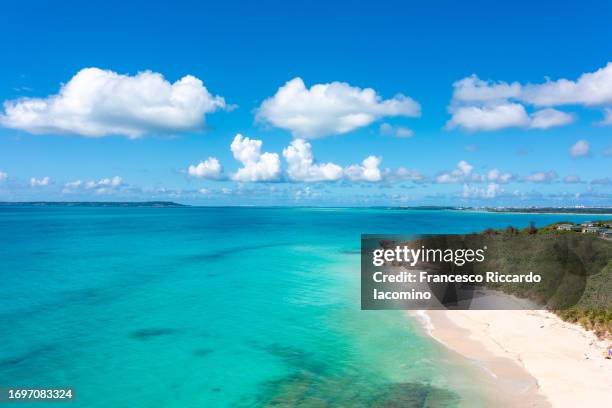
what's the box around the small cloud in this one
[230,134,281,182]
[464,144,479,152]
[451,75,521,103]
[344,156,383,182]
[188,157,223,180]
[283,138,342,182]
[63,180,82,192]
[84,176,122,189]
[569,139,590,157]
[447,102,573,132]
[436,161,513,184]
[436,160,475,183]
[591,177,611,185]
[603,145,612,157]
[294,186,320,199]
[30,176,50,187]
[63,176,123,194]
[599,108,612,126]
[524,171,558,183]
[462,183,502,199]
[446,103,529,132]
[0,171,7,182]
[486,169,514,183]
[379,123,414,137]
[563,175,583,184]
[529,108,574,129]
[385,167,426,183]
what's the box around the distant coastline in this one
[397,206,612,215]
[1,202,612,214]
[0,201,187,207]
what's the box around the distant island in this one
[396,206,612,214]
[0,201,187,207]
[484,207,612,214]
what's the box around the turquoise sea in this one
[1,206,609,407]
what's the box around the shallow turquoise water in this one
[0,206,608,407]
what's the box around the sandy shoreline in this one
[413,308,611,407]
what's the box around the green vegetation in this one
[475,225,612,338]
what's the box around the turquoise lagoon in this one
[1,206,609,407]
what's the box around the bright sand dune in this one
[416,307,612,408]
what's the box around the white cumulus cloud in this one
[447,103,530,131]
[1,68,227,138]
[188,157,223,179]
[529,108,574,129]
[447,63,612,131]
[256,77,420,139]
[570,139,590,157]
[30,176,50,187]
[344,156,383,182]
[452,76,521,103]
[486,168,514,183]
[230,134,281,182]
[436,160,476,183]
[521,62,612,106]
[0,171,7,182]
[437,161,514,184]
[282,139,343,182]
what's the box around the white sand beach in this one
[415,307,612,407]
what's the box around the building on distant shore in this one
[600,229,612,239]
[556,224,581,232]
[582,226,603,234]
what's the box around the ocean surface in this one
[1,206,609,407]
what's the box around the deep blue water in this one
[0,206,608,407]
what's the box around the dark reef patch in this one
[242,342,460,408]
[259,343,328,376]
[248,371,460,408]
[0,345,56,369]
[193,348,214,357]
[185,242,290,262]
[130,328,178,340]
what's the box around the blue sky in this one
[0,0,610,206]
